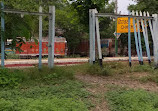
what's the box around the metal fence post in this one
[48,6,55,68]
[132,11,141,64]
[92,9,96,64]
[128,14,132,67]
[39,6,42,69]
[136,11,143,65]
[152,14,158,67]
[89,9,93,64]
[140,11,151,64]
[48,6,52,67]
[1,2,5,68]
[95,9,102,66]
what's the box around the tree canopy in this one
[1,0,116,54]
[129,0,158,14]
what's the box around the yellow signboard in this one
[117,17,140,33]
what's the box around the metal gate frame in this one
[0,2,55,69]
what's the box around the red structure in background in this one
[15,37,67,57]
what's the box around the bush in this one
[6,53,19,59]
[0,69,24,88]
[106,89,158,111]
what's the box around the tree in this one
[70,0,108,32]
[1,0,67,50]
[128,0,158,14]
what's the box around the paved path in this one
[0,57,153,68]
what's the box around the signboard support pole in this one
[95,9,103,67]
[39,6,42,69]
[128,16,132,67]
[1,2,5,68]
[152,14,158,67]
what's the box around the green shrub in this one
[0,69,24,88]
[6,53,19,59]
[106,89,158,111]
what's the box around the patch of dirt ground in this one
[75,73,158,111]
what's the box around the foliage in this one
[0,80,90,111]
[106,89,158,111]
[6,53,20,59]
[0,66,92,110]
[0,66,75,88]
[70,0,108,31]
[99,2,115,39]
[129,0,158,14]
[0,69,24,88]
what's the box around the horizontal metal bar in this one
[3,9,51,16]
[95,13,154,19]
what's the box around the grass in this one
[106,88,158,111]
[1,61,158,110]
[0,66,92,111]
[68,61,156,76]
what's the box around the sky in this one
[110,0,137,14]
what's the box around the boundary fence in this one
[89,9,158,67]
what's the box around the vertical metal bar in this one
[51,6,55,68]
[115,30,118,56]
[48,6,55,68]
[48,6,52,67]
[1,2,5,68]
[149,13,157,66]
[95,9,103,66]
[38,6,42,69]
[115,0,118,56]
[136,11,143,65]
[132,11,141,64]
[92,9,96,64]
[89,9,93,64]
[140,11,151,63]
[152,14,158,67]
[128,13,132,67]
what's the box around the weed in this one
[0,69,24,88]
[131,64,154,73]
[86,64,113,76]
[106,88,158,111]
[0,80,90,111]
